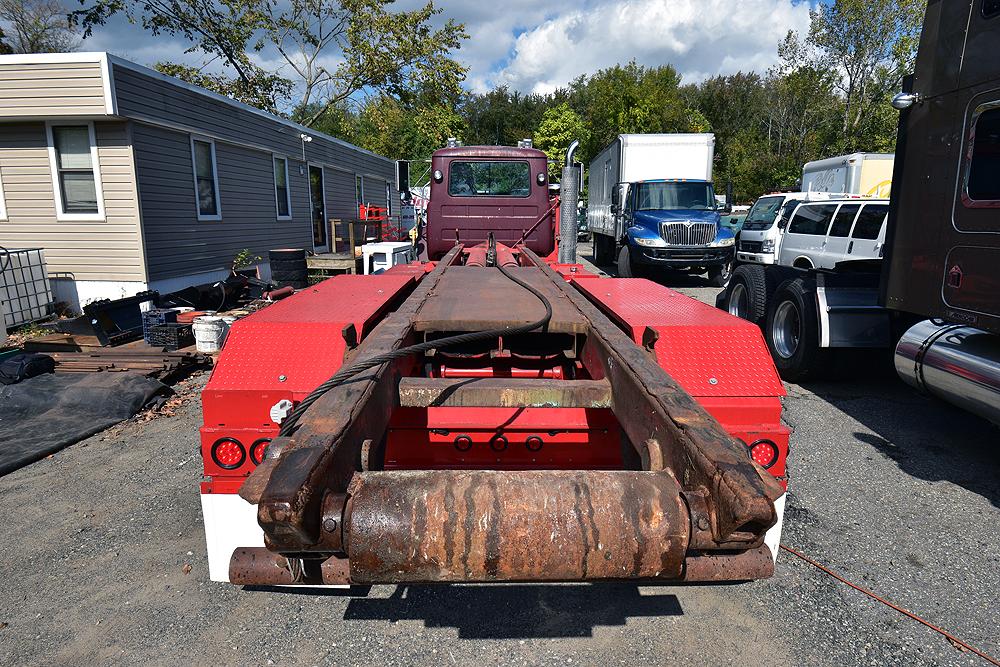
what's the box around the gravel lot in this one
[1,244,997,666]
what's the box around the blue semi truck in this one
[587,134,735,286]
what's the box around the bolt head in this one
[708,377,718,385]
[697,517,710,531]
[323,518,338,533]
[278,375,287,382]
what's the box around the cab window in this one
[966,106,1000,201]
[851,204,889,240]
[828,204,861,237]
[742,196,785,230]
[448,161,531,197]
[788,204,838,235]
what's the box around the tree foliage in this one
[73,0,467,121]
[534,103,587,178]
[0,0,79,53]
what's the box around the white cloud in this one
[492,0,813,93]
[78,0,813,98]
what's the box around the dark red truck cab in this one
[425,146,554,260]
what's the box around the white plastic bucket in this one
[193,315,227,353]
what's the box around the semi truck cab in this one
[614,178,735,283]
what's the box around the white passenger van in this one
[737,192,834,265]
[776,199,890,269]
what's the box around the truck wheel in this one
[765,278,829,382]
[726,264,770,325]
[594,235,613,265]
[707,258,733,287]
[617,245,637,278]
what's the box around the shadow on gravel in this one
[343,583,683,638]
[798,374,1000,509]
[579,245,716,288]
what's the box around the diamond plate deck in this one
[575,278,785,398]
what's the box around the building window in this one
[273,156,292,220]
[46,122,104,221]
[356,175,364,207]
[966,105,1000,203]
[190,136,221,220]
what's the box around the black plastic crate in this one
[148,323,193,351]
[142,308,179,344]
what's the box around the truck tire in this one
[765,277,829,382]
[726,264,770,325]
[707,257,733,287]
[594,234,614,265]
[617,244,637,278]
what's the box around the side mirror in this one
[395,160,410,196]
[611,182,627,214]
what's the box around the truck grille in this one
[660,222,716,246]
[740,240,764,253]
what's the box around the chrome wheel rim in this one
[728,282,749,319]
[772,300,801,359]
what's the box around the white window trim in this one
[45,121,105,222]
[0,168,7,221]
[190,135,222,222]
[273,155,293,221]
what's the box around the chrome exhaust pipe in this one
[558,140,581,264]
[895,320,1000,425]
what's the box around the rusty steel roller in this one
[344,469,690,583]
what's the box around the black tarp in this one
[0,373,167,475]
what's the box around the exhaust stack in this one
[558,140,580,264]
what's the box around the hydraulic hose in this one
[278,257,553,436]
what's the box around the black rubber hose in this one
[278,261,553,436]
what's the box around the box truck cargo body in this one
[587,134,735,285]
[801,153,895,197]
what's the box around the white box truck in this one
[587,134,735,285]
[801,153,894,197]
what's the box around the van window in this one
[851,205,889,239]
[828,204,861,237]
[788,204,838,235]
[967,106,1000,201]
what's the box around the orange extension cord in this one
[780,545,1000,666]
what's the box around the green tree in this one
[534,103,587,178]
[73,0,468,122]
[800,0,925,149]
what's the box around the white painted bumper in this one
[200,493,265,582]
[764,493,786,562]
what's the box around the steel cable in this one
[278,259,552,436]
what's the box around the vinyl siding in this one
[325,168,357,222]
[0,121,144,281]
[133,122,314,280]
[0,62,107,117]
[112,63,393,185]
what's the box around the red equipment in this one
[199,144,787,587]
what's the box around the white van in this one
[737,192,834,265]
[777,199,890,269]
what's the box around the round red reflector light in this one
[250,438,272,465]
[211,438,246,470]
[749,439,779,469]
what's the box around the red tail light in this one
[749,439,779,469]
[211,438,246,470]
[250,438,271,465]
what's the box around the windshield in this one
[742,196,785,230]
[635,181,716,211]
[448,161,531,197]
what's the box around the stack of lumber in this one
[23,334,211,381]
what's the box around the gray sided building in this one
[0,52,395,310]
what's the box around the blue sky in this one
[79,0,816,96]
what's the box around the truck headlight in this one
[633,236,666,247]
[713,237,735,247]
[761,239,775,253]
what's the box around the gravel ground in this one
[0,245,997,666]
